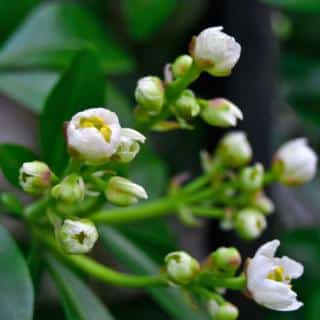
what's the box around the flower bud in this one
[251,192,274,215]
[105,176,148,207]
[135,76,164,115]
[210,247,242,274]
[112,128,146,163]
[201,98,243,127]
[214,303,239,320]
[239,163,264,191]
[165,251,200,285]
[190,26,241,77]
[51,174,85,204]
[218,131,252,167]
[19,161,55,195]
[66,108,121,164]
[58,219,98,254]
[272,138,317,186]
[172,55,193,78]
[234,208,266,240]
[171,89,200,119]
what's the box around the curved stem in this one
[196,273,247,291]
[36,230,167,288]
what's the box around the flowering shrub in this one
[0,25,317,320]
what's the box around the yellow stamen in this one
[79,116,112,143]
[267,266,285,282]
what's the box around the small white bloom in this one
[58,219,99,254]
[235,208,266,240]
[135,76,164,114]
[191,26,241,77]
[19,161,55,195]
[165,251,200,285]
[247,240,304,311]
[273,138,317,186]
[67,108,121,164]
[201,98,243,127]
[105,176,148,207]
[113,128,146,163]
[218,131,252,167]
[240,163,264,191]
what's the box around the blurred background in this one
[0,0,319,319]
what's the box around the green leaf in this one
[0,225,34,320]
[0,3,135,73]
[47,255,114,320]
[0,0,40,44]
[263,0,320,12]
[0,71,59,113]
[0,192,23,216]
[0,144,37,187]
[40,49,106,174]
[122,0,177,40]
[99,226,209,320]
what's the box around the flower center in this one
[79,116,112,142]
[73,231,87,244]
[267,266,291,284]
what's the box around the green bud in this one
[210,247,242,274]
[58,219,98,254]
[251,192,274,215]
[165,251,200,285]
[19,161,55,195]
[239,163,264,191]
[51,174,85,204]
[234,208,266,240]
[105,176,148,207]
[218,131,252,167]
[135,76,164,115]
[172,55,193,78]
[215,303,239,320]
[171,89,200,119]
[201,98,243,128]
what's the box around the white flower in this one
[201,98,243,127]
[218,131,252,167]
[105,176,148,207]
[247,240,304,311]
[273,138,317,186]
[112,128,146,163]
[165,251,200,285]
[135,76,164,114]
[67,108,122,164]
[58,219,99,254]
[191,26,241,76]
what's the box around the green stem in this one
[190,207,224,218]
[36,230,167,288]
[196,273,246,291]
[24,196,50,221]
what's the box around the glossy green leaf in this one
[263,0,320,12]
[0,71,59,113]
[0,144,37,187]
[0,3,134,73]
[0,225,34,320]
[0,0,40,44]
[122,0,177,40]
[47,255,114,320]
[40,49,106,174]
[99,226,209,320]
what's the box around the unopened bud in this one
[235,208,266,240]
[210,247,242,274]
[105,176,148,207]
[135,76,164,115]
[51,174,85,204]
[19,161,55,195]
[58,219,98,254]
[218,131,252,167]
[171,89,200,119]
[214,303,239,320]
[272,138,317,186]
[165,251,200,285]
[190,26,241,77]
[239,163,264,191]
[251,192,274,215]
[113,128,146,163]
[201,98,243,127]
[172,55,193,78]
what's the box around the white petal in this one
[255,239,280,258]
[276,300,303,312]
[276,256,304,279]
[121,128,146,143]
